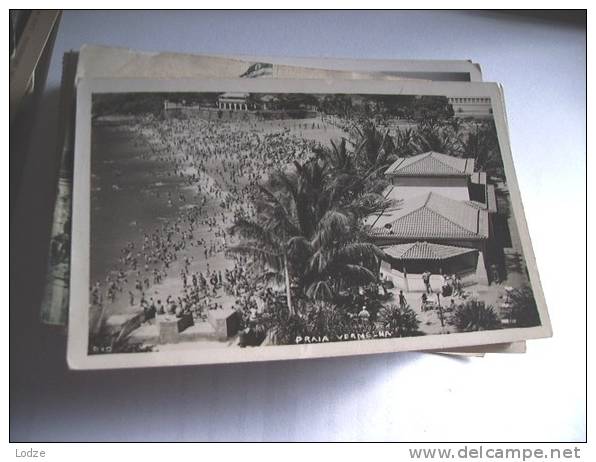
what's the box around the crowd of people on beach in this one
[91,115,335,331]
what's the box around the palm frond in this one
[338,242,385,261]
[305,280,334,301]
[229,217,275,244]
[258,270,285,286]
[341,264,377,282]
[227,243,283,270]
[287,235,314,259]
[310,210,352,250]
[256,185,301,237]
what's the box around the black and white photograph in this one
[38,45,488,331]
[66,78,552,369]
[10,9,585,447]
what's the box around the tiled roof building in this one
[385,151,475,177]
[372,151,494,290]
[368,191,489,241]
[384,242,477,261]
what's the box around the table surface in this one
[10,10,586,442]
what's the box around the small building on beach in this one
[384,151,475,202]
[217,92,251,111]
[380,241,481,292]
[448,96,492,119]
[368,191,490,290]
[368,151,498,291]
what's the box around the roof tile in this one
[384,241,478,261]
[385,152,475,177]
[369,191,489,240]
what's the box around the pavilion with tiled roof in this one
[381,242,480,289]
[368,192,491,291]
[370,151,497,291]
[384,241,478,261]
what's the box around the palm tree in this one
[393,127,416,158]
[228,215,295,314]
[313,139,395,220]
[313,138,353,173]
[304,301,351,338]
[448,116,465,135]
[449,299,501,332]
[298,209,385,301]
[377,304,421,337]
[229,156,388,311]
[508,287,541,328]
[460,121,504,178]
[350,121,396,172]
[411,120,463,155]
[229,158,330,314]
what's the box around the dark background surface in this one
[10,10,586,441]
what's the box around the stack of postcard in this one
[40,45,552,369]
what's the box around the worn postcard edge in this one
[76,44,483,82]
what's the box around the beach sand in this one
[90,116,346,327]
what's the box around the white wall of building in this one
[448,96,492,118]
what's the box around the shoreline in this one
[89,115,346,328]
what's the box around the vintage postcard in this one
[40,47,488,335]
[67,78,551,369]
[42,47,520,354]
[42,46,478,327]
